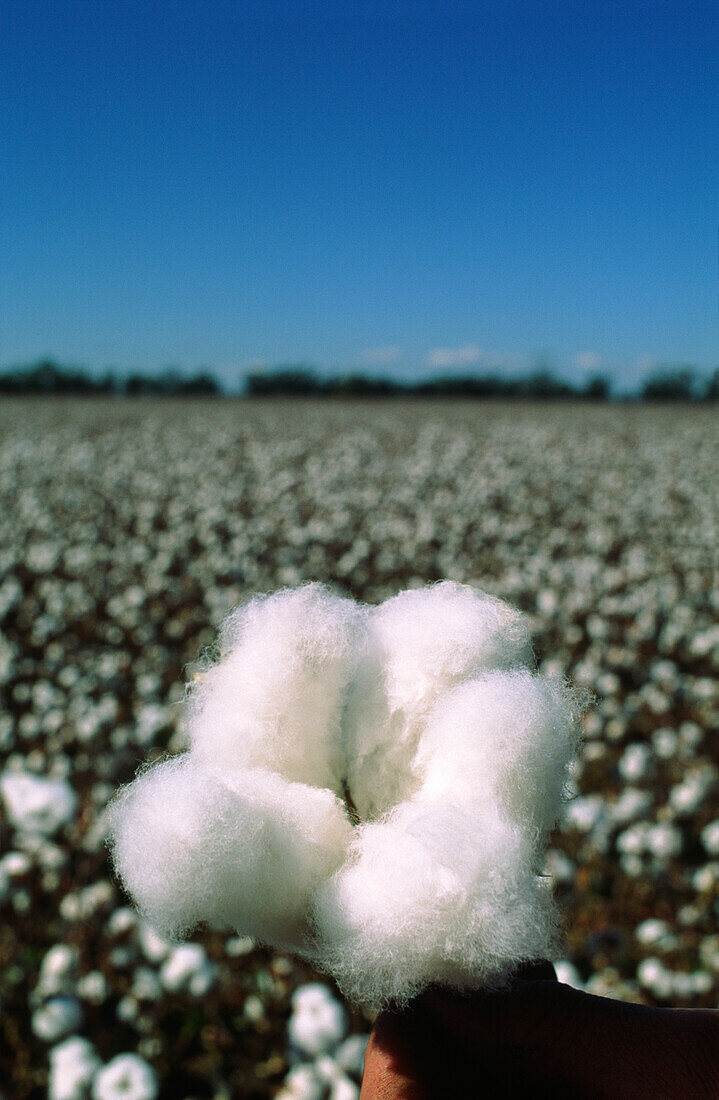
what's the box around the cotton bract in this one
[109,582,579,1005]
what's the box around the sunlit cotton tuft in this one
[108,582,580,1005]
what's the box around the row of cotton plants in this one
[1,397,716,1098]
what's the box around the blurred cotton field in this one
[1,397,717,1099]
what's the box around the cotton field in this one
[1,397,717,1099]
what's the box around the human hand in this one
[359,962,719,1099]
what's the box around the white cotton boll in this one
[243,994,265,1021]
[563,794,608,834]
[414,672,579,837]
[91,1054,158,1100]
[634,919,672,947]
[109,583,579,1006]
[610,788,652,826]
[554,960,583,989]
[288,984,348,1056]
[32,996,83,1042]
[1,850,32,877]
[48,1037,101,1100]
[77,971,108,1005]
[329,1076,360,1100]
[136,921,171,963]
[131,968,162,1002]
[618,743,654,782]
[106,907,137,938]
[669,766,716,817]
[159,944,215,995]
[335,1035,369,1077]
[38,945,79,995]
[226,935,255,957]
[543,849,575,885]
[700,820,719,856]
[313,801,555,1005]
[0,771,77,835]
[109,757,353,948]
[344,583,533,818]
[646,824,682,861]
[188,585,361,791]
[637,958,673,999]
[280,1064,325,1100]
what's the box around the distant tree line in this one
[0,360,220,397]
[1,358,718,400]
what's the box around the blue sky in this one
[3,0,718,390]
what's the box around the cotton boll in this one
[345,583,534,818]
[32,996,83,1042]
[48,1037,101,1100]
[414,671,579,838]
[288,984,348,1057]
[0,771,77,835]
[313,800,555,1006]
[329,1074,360,1100]
[109,583,579,1005]
[279,1064,325,1100]
[554,960,583,989]
[38,945,80,997]
[335,1034,369,1077]
[188,585,362,791]
[618,743,654,782]
[109,757,353,947]
[700,820,719,856]
[92,1054,158,1100]
[136,922,171,964]
[159,944,215,996]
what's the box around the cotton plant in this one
[109,582,580,1006]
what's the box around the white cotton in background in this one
[553,960,584,989]
[0,771,77,835]
[37,944,80,997]
[634,919,676,950]
[563,794,607,834]
[159,944,215,996]
[330,1081,360,1100]
[48,1037,101,1100]
[187,585,362,791]
[610,788,652,826]
[32,996,83,1042]
[109,757,353,948]
[92,1054,158,1100]
[279,1064,325,1100]
[108,583,579,1006]
[136,921,171,963]
[288,984,348,1057]
[335,1035,369,1077]
[0,850,32,877]
[700,820,719,856]
[617,743,654,782]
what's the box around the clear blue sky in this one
[3,0,718,389]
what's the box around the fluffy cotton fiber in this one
[108,581,580,1005]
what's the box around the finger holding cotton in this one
[108,757,353,949]
[344,583,533,818]
[415,670,580,836]
[188,585,362,791]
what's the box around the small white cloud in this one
[362,346,403,366]
[426,344,482,369]
[635,354,656,376]
[574,350,601,372]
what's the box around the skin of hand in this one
[359,962,719,1100]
